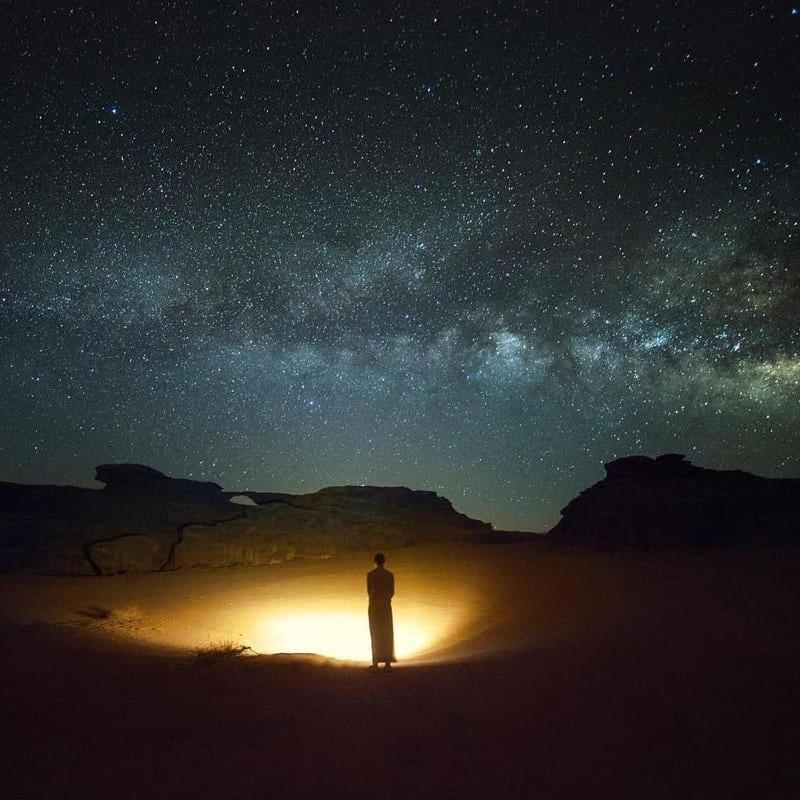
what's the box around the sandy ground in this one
[1,541,799,799]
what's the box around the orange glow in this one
[255,600,458,661]
[77,557,471,663]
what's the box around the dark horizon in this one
[3,449,800,536]
[2,2,798,531]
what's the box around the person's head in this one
[373,552,385,566]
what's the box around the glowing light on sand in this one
[256,607,446,661]
[99,593,462,662]
[73,553,474,663]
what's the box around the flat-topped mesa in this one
[0,465,494,575]
[548,454,800,550]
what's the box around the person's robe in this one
[367,566,395,663]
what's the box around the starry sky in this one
[1,2,799,531]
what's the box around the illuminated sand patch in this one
[255,598,458,661]
[116,600,461,662]
[145,594,465,662]
[74,553,475,663]
[0,545,503,663]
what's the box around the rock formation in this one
[0,464,495,575]
[548,454,800,549]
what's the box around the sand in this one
[1,541,798,799]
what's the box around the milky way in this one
[2,2,798,529]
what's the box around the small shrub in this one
[194,639,254,660]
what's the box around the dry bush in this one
[194,638,254,660]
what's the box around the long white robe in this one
[367,566,395,663]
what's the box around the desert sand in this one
[2,541,798,799]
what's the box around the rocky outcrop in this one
[176,485,491,569]
[548,454,800,550]
[0,464,495,575]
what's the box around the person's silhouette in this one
[367,552,395,672]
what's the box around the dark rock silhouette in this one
[0,464,496,575]
[548,454,800,550]
[95,463,225,499]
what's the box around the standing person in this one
[367,552,395,671]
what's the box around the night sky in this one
[1,2,798,531]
